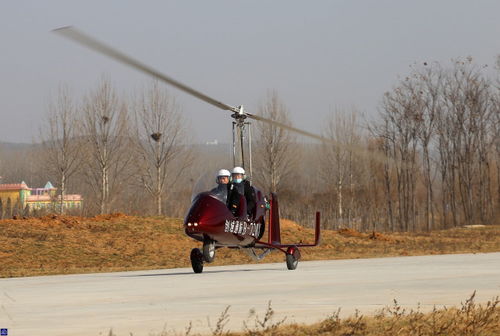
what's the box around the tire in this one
[190,248,204,273]
[202,239,216,263]
[286,246,300,270]
[286,253,298,270]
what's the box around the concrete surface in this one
[0,252,499,335]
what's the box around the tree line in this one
[0,57,498,231]
[276,57,499,231]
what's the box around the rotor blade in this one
[52,26,238,113]
[247,111,393,166]
[52,26,370,152]
[246,112,335,144]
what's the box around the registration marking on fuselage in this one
[224,219,261,237]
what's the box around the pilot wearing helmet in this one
[216,169,230,185]
[210,169,231,203]
[227,166,256,218]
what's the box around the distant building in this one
[0,181,83,215]
[205,139,219,145]
[0,182,30,209]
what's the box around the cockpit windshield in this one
[191,172,228,204]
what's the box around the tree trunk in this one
[423,145,434,231]
[60,174,66,215]
[101,165,108,214]
[156,164,162,216]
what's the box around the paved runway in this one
[1,253,499,336]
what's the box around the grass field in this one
[0,214,499,278]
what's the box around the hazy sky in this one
[1,1,499,144]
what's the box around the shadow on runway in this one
[121,267,281,278]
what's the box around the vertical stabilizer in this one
[268,193,281,244]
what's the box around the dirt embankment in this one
[1,215,499,278]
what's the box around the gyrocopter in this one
[54,26,324,273]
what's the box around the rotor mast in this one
[231,105,252,181]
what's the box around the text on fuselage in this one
[224,219,261,237]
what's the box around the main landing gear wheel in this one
[203,239,216,263]
[190,248,204,273]
[286,246,301,270]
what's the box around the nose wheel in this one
[190,248,204,273]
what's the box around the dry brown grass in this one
[105,292,499,335]
[0,215,499,278]
[215,292,500,336]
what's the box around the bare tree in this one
[493,55,500,218]
[436,97,458,227]
[40,85,83,214]
[134,82,190,216]
[254,91,297,194]
[370,119,397,231]
[442,58,494,225]
[379,76,423,231]
[82,78,130,214]
[320,108,362,227]
[414,63,443,230]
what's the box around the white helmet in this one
[217,169,231,178]
[231,166,245,175]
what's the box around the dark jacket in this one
[227,180,256,218]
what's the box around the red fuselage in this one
[184,189,265,246]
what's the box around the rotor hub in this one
[231,105,247,125]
